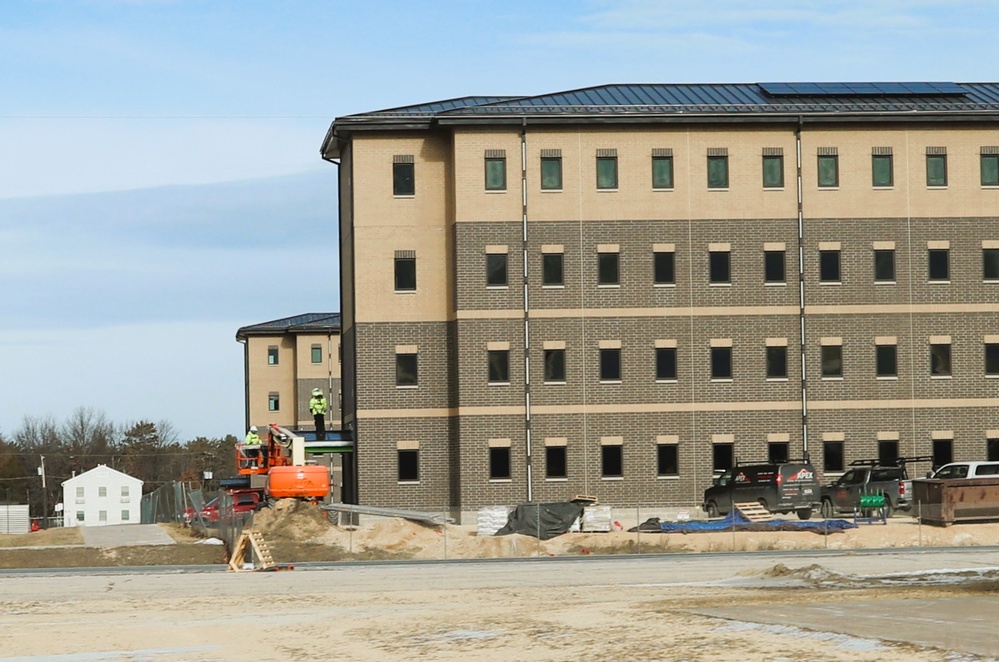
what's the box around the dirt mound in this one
[253,499,331,542]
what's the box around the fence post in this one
[636,501,641,555]
[917,500,922,547]
[536,503,541,557]
[443,509,447,561]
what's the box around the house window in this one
[392,156,415,196]
[872,151,894,187]
[874,249,895,282]
[878,440,899,467]
[711,346,732,380]
[268,392,280,412]
[396,353,418,387]
[986,343,999,376]
[933,438,954,468]
[768,442,789,464]
[484,151,506,191]
[597,251,620,286]
[541,153,563,190]
[928,248,949,281]
[601,445,623,478]
[823,441,845,472]
[488,350,510,383]
[99,510,107,522]
[654,250,675,285]
[713,443,734,472]
[489,447,511,480]
[930,342,952,377]
[121,510,130,521]
[98,486,107,498]
[599,348,621,382]
[397,449,419,482]
[876,343,898,378]
[657,444,679,477]
[764,250,785,283]
[267,346,279,365]
[543,348,566,382]
[486,253,508,287]
[652,149,674,189]
[546,445,567,479]
[766,346,788,379]
[596,150,618,189]
[989,437,999,462]
[982,150,999,186]
[984,248,999,281]
[121,486,129,497]
[311,344,322,364]
[762,151,784,188]
[817,150,839,188]
[394,253,417,291]
[656,347,677,381]
[542,252,564,286]
[76,486,84,499]
[819,249,841,283]
[709,249,731,284]
[76,511,85,522]
[707,150,729,189]
[821,344,843,378]
[926,150,947,187]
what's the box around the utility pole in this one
[38,455,47,529]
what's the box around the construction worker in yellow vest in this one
[243,426,261,468]
[309,388,328,441]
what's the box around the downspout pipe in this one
[521,118,533,503]
[795,116,809,461]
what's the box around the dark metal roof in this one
[235,313,341,340]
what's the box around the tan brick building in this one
[321,83,999,516]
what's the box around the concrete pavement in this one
[80,524,175,547]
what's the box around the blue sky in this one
[1,0,997,439]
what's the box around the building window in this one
[876,343,898,378]
[762,152,784,188]
[878,440,899,467]
[76,511,84,522]
[872,152,894,187]
[768,442,789,464]
[268,392,280,412]
[392,157,415,196]
[76,486,84,498]
[986,343,999,376]
[98,486,107,498]
[817,151,839,188]
[766,346,787,379]
[713,443,734,472]
[121,510,130,521]
[599,348,621,382]
[546,446,567,479]
[396,353,418,387]
[309,345,322,364]
[930,342,952,377]
[397,449,419,482]
[709,249,731,284]
[121,486,129,497]
[928,249,949,281]
[488,350,510,383]
[99,510,107,522]
[657,444,679,477]
[656,347,677,381]
[874,249,895,282]
[823,441,845,473]
[601,445,623,478]
[596,151,618,189]
[711,347,732,380]
[982,151,999,186]
[489,447,511,480]
[933,438,954,468]
[984,248,999,281]
[267,346,279,365]
[543,349,566,382]
[542,252,564,286]
[652,152,674,189]
[486,253,508,287]
[989,438,999,462]
[394,253,417,291]
[484,151,506,191]
[541,154,563,190]
[597,251,619,286]
[821,345,843,378]
[707,152,729,189]
[926,150,948,187]
[654,250,675,285]
[764,250,785,283]
[819,250,841,283]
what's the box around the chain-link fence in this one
[140,481,207,525]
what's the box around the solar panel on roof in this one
[759,82,966,97]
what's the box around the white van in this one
[930,462,999,479]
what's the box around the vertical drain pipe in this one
[521,119,533,502]
[796,117,810,461]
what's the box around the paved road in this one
[80,523,175,547]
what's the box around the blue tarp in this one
[658,510,857,535]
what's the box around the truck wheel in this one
[796,508,812,520]
[821,499,835,519]
[757,498,769,512]
[881,496,894,518]
[706,502,719,519]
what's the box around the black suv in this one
[703,461,820,520]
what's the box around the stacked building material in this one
[477,505,512,536]
[581,505,612,532]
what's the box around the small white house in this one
[62,465,143,527]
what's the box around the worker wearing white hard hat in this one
[309,388,328,441]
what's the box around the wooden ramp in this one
[228,529,293,572]
[734,502,774,522]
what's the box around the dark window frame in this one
[599,348,622,382]
[712,443,734,472]
[601,444,623,478]
[542,253,564,286]
[541,156,563,190]
[596,156,618,190]
[395,353,419,387]
[655,347,678,381]
[819,250,841,283]
[597,252,620,286]
[817,154,839,188]
[394,256,417,291]
[654,250,675,285]
[926,153,948,187]
[764,250,786,283]
[823,440,845,473]
[768,442,790,464]
[397,449,419,482]
[488,349,511,384]
[484,156,507,191]
[762,154,784,188]
[711,346,733,380]
[489,446,512,480]
[709,250,731,284]
[543,348,566,383]
[872,153,894,187]
[766,345,788,379]
[657,444,679,477]
[982,153,999,187]
[486,253,508,287]
[930,342,952,377]
[545,445,567,479]
[984,248,999,281]
[928,249,950,281]
[707,155,729,189]
[393,162,415,196]
[821,345,843,378]
[986,343,999,377]
[876,344,898,378]
[652,155,674,190]
[874,249,896,282]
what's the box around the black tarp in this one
[496,502,585,540]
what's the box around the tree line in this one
[0,408,238,519]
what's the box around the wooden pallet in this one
[228,529,292,572]
[734,502,774,522]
